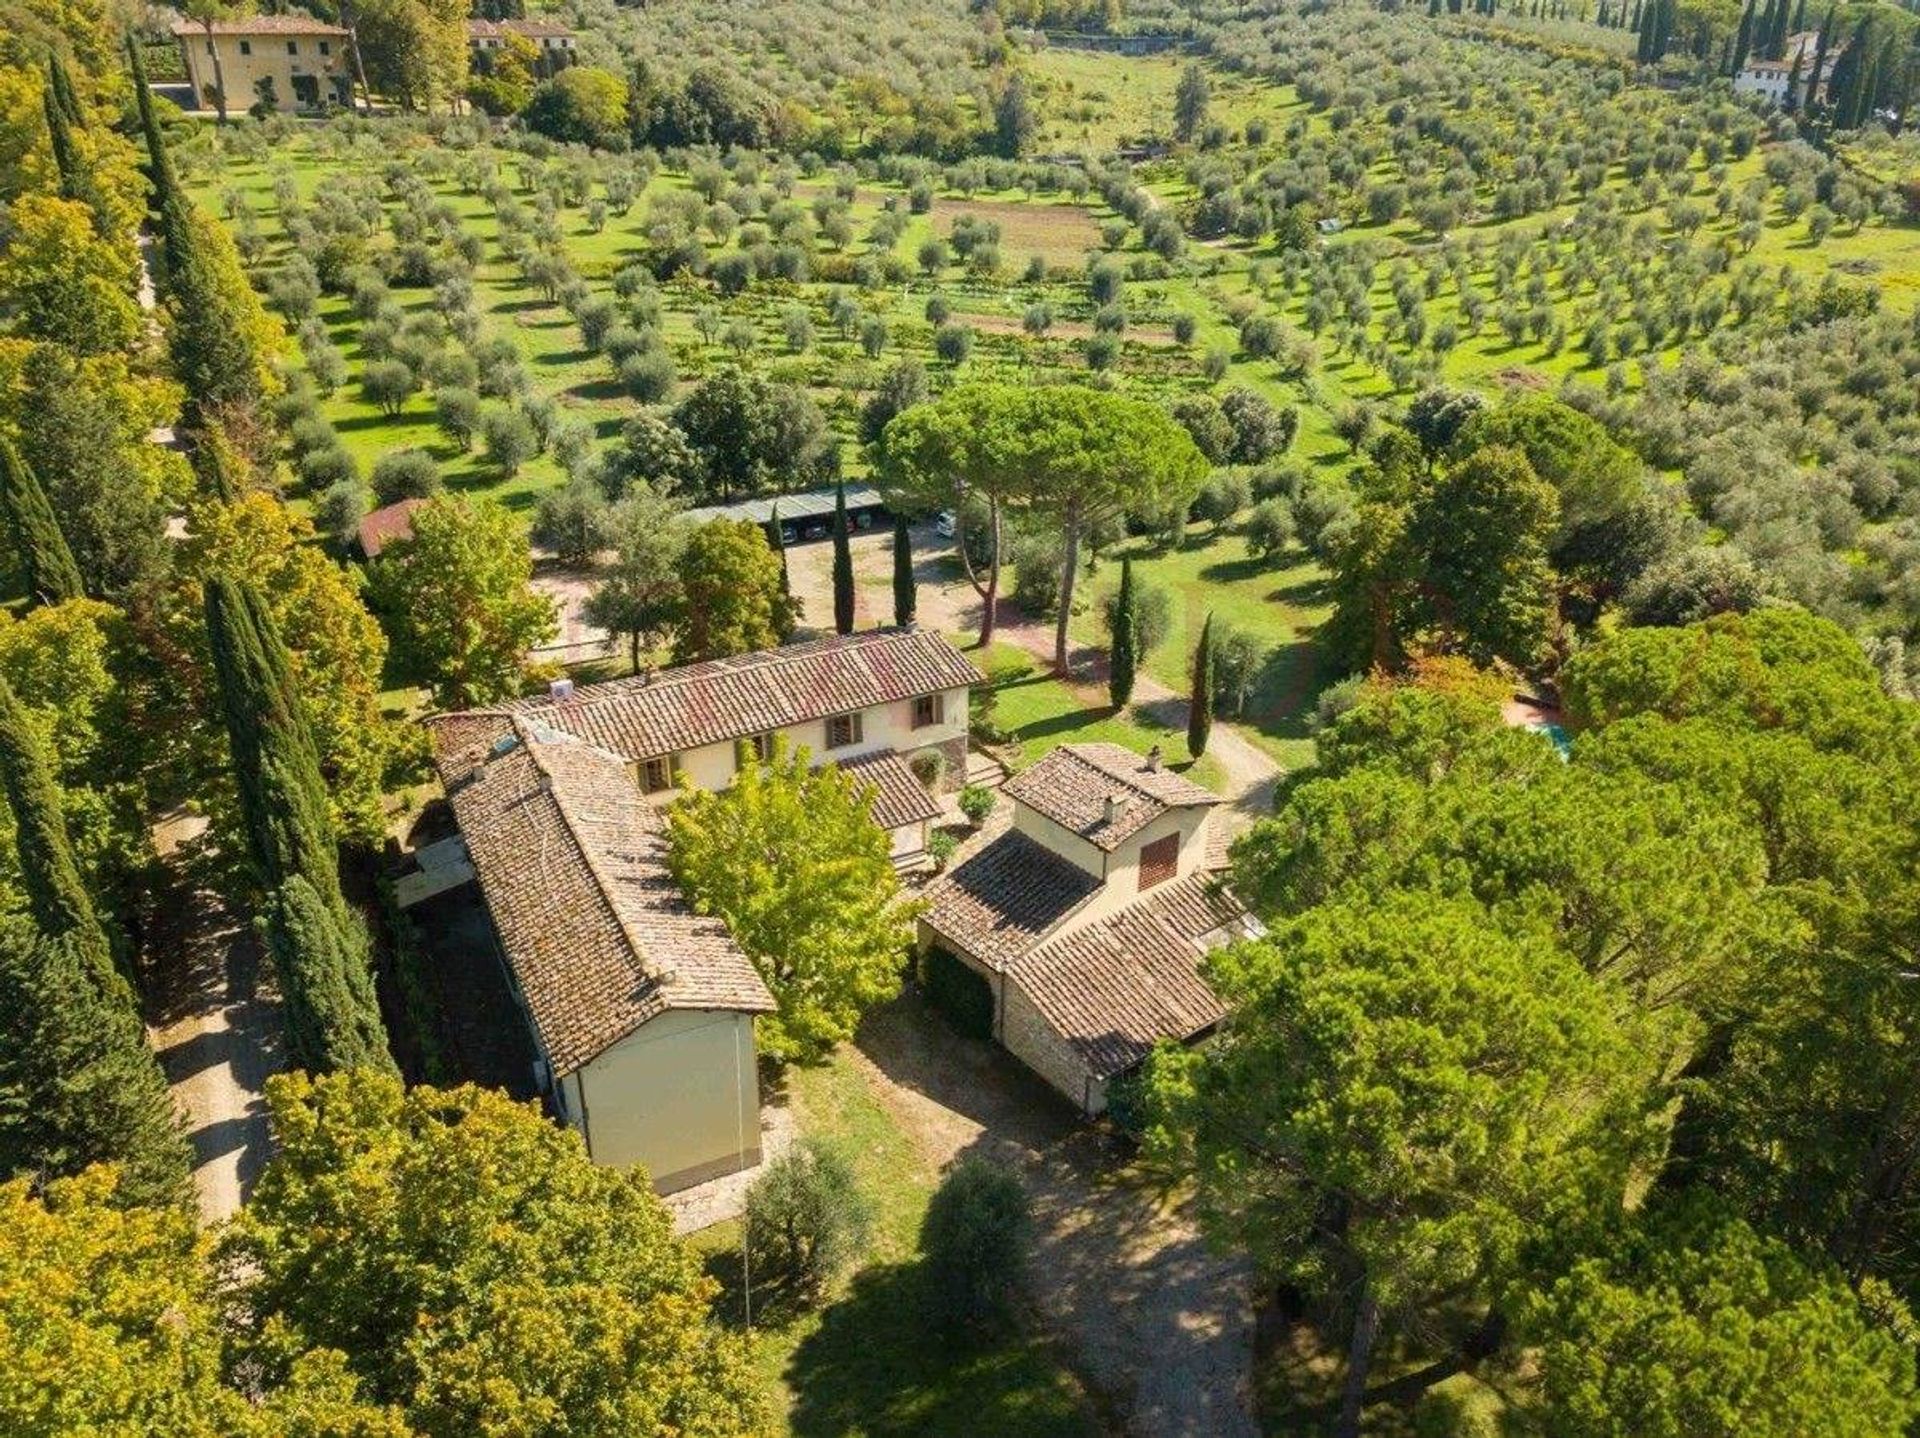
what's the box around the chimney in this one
[549,677,576,703]
[1103,793,1125,825]
[1145,744,1163,772]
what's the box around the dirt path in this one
[787,526,1281,833]
[145,815,284,1223]
[852,996,1258,1438]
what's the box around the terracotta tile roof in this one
[498,628,983,762]
[1012,872,1259,1080]
[357,498,426,559]
[1004,743,1220,853]
[922,830,1102,971]
[428,714,773,1076]
[836,749,940,832]
[171,13,348,35]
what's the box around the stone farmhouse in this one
[921,743,1261,1116]
[466,17,578,78]
[414,627,981,1191]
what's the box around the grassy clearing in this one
[691,1050,1097,1438]
[1072,526,1332,771]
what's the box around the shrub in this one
[928,829,959,871]
[361,359,417,417]
[297,444,357,491]
[1085,333,1119,370]
[370,448,442,504]
[744,1140,873,1306]
[924,293,951,326]
[619,349,676,403]
[933,323,973,364]
[1194,472,1251,531]
[957,784,996,826]
[1244,499,1295,561]
[575,295,618,351]
[482,407,538,477]
[1101,576,1172,656]
[920,1159,1030,1329]
[909,748,947,789]
[532,477,611,565]
[1171,313,1197,345]
[314,477,369,546]
[434,386,481,450]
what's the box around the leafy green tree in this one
[1108,556,1138,708]
[0,194,139,353]
[745,1139,874,1305]
[1173,63,1210,142]
[523,66,629,148]
[831,481,855,635]
[892,513,915,628]
[1452,393,1645,553]
[672,519,792,663]
[583,486,688,670]
[371,496,556,707]
[1145,893,1660,1437]
[0,437,84,607]
[993,72,1036,157]
[1521,1195,1920,1437]
[352,0,471,113]
[673,367,834,502]
[666,739,915,1062]
[1187,612,1214,758]
[223,1070,765,1436]
[920,1158,1031,1330]
[204,577,392,1075]
[0,1168,408,1436]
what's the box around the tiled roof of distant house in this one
[427,713,773,1076]
[466,17,574,39]
[499,627,983,762]
[171,13,348,35]
[357,498,426,559]
[1004,743,1220,853]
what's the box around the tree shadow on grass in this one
[788,1261,1088,1438]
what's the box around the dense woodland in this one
[2,0,1920,1430]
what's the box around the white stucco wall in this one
[568,1009,761,1194]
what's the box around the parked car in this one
[854,511,874,531]
[801,519,830,541]
[779,524,798,545]
[934,511,956,538]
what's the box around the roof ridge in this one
[514,720,677,990]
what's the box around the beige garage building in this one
[428,711,774,1194]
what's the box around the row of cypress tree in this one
[827,482,920,634]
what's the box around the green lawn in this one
[691,1049,1098,1438]
[1070,524,1332,771]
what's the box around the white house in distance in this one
[465,17,578,78]
[920,743,1261,1116]
[1734,31,1838,107]
[171,13,354,113]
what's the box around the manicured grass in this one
[1071,525,1332,771]
[691,1050,1098,1438]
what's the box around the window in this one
[749,732,774,762]
[1138,832,1179,892]
[911,693,944,730]
[825,712,863,750]
[637,756,675,794]
[237,39,251,55]
[319,40,330,55]
[287,40,299,54]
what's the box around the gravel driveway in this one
[853,996,1258,1438]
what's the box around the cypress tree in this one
[204,577,392,1074]
[47,48,83,126]
[891,513,916,628]
[1187,613,1215,760]
[41,58,107,231]
[128,37,265,420]
[186,422,244,503]
[0,677,188,1208]
[0,923,191,1209]
[1785,48,1805,108]
[1731,0,1755,74]
[1790,0,1806,35]
[1108,557,1138,709]
[831,481,855,636]
[1809,10,1835,108]
[0,437,85,608]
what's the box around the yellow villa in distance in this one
[172,13,354,114]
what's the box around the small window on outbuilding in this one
[237,39,251,54]
[825,712,863,749]
[287,39,299,54]
[1138,832,1179,892]
[911,693,943,729]
[637,756,677,794]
